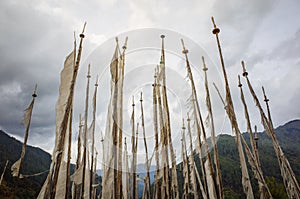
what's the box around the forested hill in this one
[0,130,51,198]
[1,119,300,198]
[186,119,300,199]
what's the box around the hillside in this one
[0,130,51,198]
[188,119,300,198]
[1,119,300,198]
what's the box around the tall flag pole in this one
[100,135,104,198]
[39,22,86,199]
[156,71,170,198]
[159,35,179,198]
[211,17,254,199]
[130,96,137,199]
[238,75,273,198]
[81,64,91,199]
[254,126,260,167]
[102,38,120,199]
[152,68,161,198]
[135,122,139,199]
[181,119,190,199]
[11,84,37,178]
[72,114,83,199]
[0,160,9,185]
[92,150,98,199]
[66,102,73,199]
[202,56,224,199]
[89,75,98,199]
[181,39,207,193]
[242,61,300,198]
[117,37,128,198]
[156,64,170,198]
[140,92,152,198]
[262,86,273,128]
[123,138,129,199]
[181,39,217,198]
[186,114,199,199]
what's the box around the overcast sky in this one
[1,0,300,167]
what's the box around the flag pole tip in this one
[241,60,248,77]
[202,56,208,71]
[132,96,135,106]
[211,17,220,34]
[80,22,87,38]
[95,75,99,86]
[160,35,165,39]
[238,75,242,87]
[262,87,269,102]
[32,84,38,97]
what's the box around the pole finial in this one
[262,86,269,102]
[182,118,185,129]
[187,112,190,121]
[122,36,128,50]
[87,64,91,78]
[79,22,87,38]
[95,75,99,87]
[211,17,220,34]
[32,84,38,98]
[254,125,259,141]
[202,56,208,71]
[238,75,242,87]
[181,39,188,54]
[140,92,143,102]
[241,61,248,77]
[132,95,135,106]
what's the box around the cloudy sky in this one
[1,0,300,166]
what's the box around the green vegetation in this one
[1,120,300,198]
[0,130,51,198]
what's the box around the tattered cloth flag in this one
[11,85,37,177]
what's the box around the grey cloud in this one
[0,0,299,158]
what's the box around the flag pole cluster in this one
[6,17,300,199]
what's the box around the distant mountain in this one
[176,119,300,199]
[1,119,300,198]
[0,130,51,198]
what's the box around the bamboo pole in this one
[156,65,170,198]
[153,68,161,198]
[90,76,98,199]
[17,84,37,178]
[186,114,199,199]
[211,17,254,198]
[135,123,139,199]
[46,23,86,199]
[140,92,152,198]
[0,160,9,185]
[65,108,73,199]
[181,119,189,199]
[117,38,128,198]
[131,96,137,199]
[181,39,217,198]
[238,75,272,198]
[202,56,224,199]
[81,64,91,199]
[160,35,179,198]
[242,61,300,198]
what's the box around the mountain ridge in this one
[0,119,300,198]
